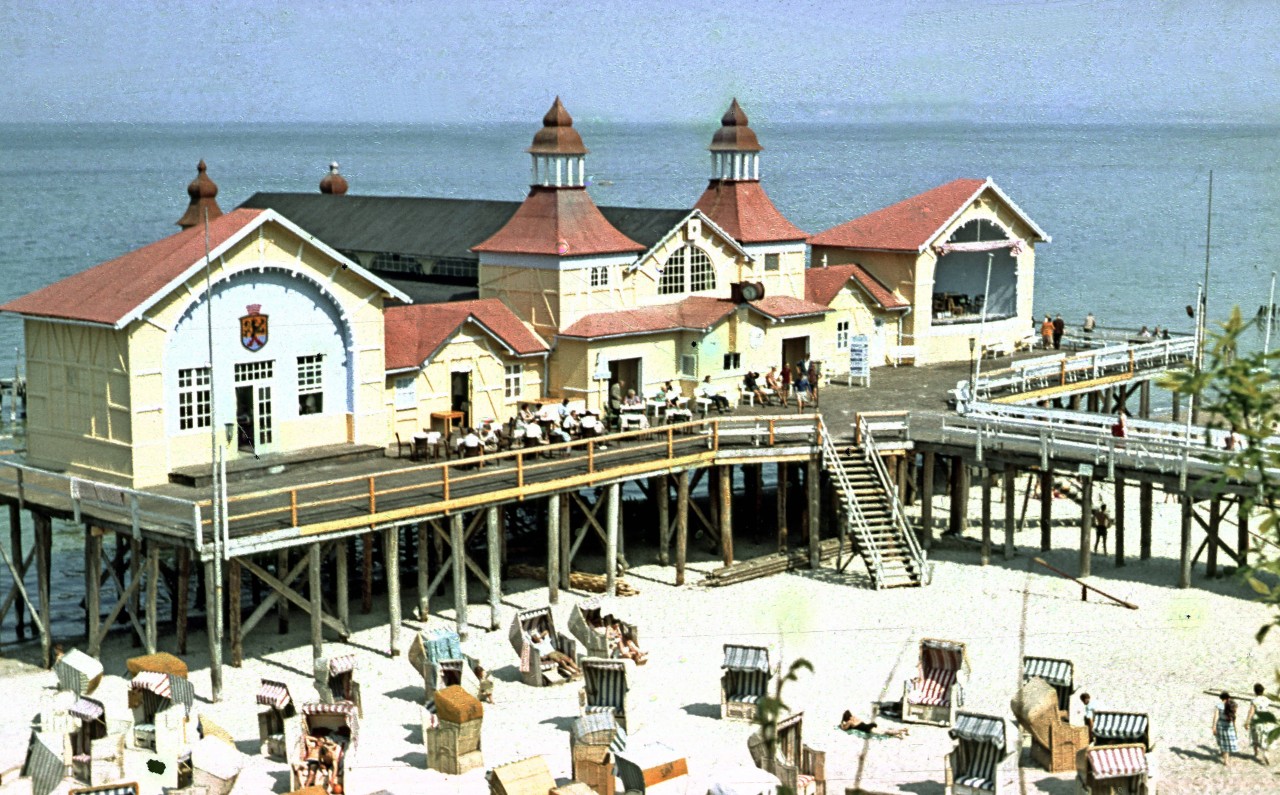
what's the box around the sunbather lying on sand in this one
[840,710,909,738]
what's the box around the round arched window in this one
[658,245,715,295]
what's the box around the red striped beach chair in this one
[1076,743,1149,795]
[256,679,298,760]
[902,638,969,726]
[944,712,1015,795]
[288,701,359,794]
[314,653,363,718]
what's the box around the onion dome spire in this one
[527,97,588,187]
[709,99,763,181]
[319,161,349,195]
[175,160,224,229]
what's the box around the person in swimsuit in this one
[840,709,908,737]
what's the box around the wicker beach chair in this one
[615,741,689,795]
[568,595,641,660]
[56,649,104,697]
[425,685,484,774]
[747,712,825,795]
[256,679,298,760]
[127,669,194,758]
[288,701,359,795]
[1076,743,1150,795]
[579,657,637,733]
[720,644,775,721]
[570,712,624,795]
[408,627,491,704]
[902,638,969,726]
[487,755,556,795]
[509,606,579,687]
[1010,676,1088,773]
[1021,655,1075,714]
[1090,711,1153,751]
[314,653,363,717]
[944,712,1015,795]
[68,695,128,786]
[190,734,243,795]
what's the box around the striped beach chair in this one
[945,712,1013,795]
[747,712,825,795]
[68,695,126,786]
[23,730,68,795]
[1077,743,1149,795]
[289,701,359,793]
[1091,711,1152,751]
[1021,655,1075,713]
[720,644,774,721]
[579,658,637,733]
[55,649,104,697]
[128,669,194,758]
[902,638,969,726]
[408,627,489,705]
[509,606,578,687]
[569,595,641,660]
[314,653,363,717]
[256,679,297,760]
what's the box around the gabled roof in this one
[693,180,807,244]
[809,177,1050,253]
[805,264,909,311]
[384,299,548,371]
[0,209,409,328]
[746,295,831,321]
[559,296,735,340]
[630,209,750,276]
[472,186,644,257]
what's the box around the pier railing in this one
[817,418,885,585]
[856,413,926,581]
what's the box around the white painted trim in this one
[479,251,635,271]
[741,241,805,257]
[18,315,115,331]
[912,177,1050,254]
[627,209,752,275]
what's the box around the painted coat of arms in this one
[240,304,268,352]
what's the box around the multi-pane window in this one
[504,364,522,400]
[234,360,274,383]
[658,245,716,295]
[297,354,324,415]
[765,253,780,271]
[590,265,610,287]
[837,321,850,351]
[433,258,478,279]
[395,376,417,410]
[370,252,422,274]
[177,367,211,430]
[680,354,698,378]
[723,353,741,370]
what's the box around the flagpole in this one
[202,207,224,701]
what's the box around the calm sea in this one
[0,120,1277,639]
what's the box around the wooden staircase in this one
[819,418,926,589]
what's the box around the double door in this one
[234,361,274,454]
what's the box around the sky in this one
[1,0,1277,125]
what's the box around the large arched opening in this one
[931,219,1019,324]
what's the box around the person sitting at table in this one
[562,410,581,439]
[523,420,543,446]
[518,403,536,425]
[663,381,682,409]
[623,389,644,408]
[481,423,501,452]
[700,375,732,413]
[458,427,483,463]
[580,412,606,439]
[741,371,766,406]
[538,402,559,423]
[764,366,784,406]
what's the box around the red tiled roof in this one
[559,296,735,340]
[693,181,807,244]
[808,178,987,252]
[805,264,909,310]
[384,299,548,370]
[747,295,831,320]
[0,208,265,327]
[472,186,643,256]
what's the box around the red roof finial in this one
[320,161,349,195]
[710,98,762,152]
[528,97,588,155]
[176,160,224,229]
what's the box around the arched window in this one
[658,245,715,295]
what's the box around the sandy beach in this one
[2,483,1278,795]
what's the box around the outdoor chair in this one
[579,657,637,733]
[55,649,104,697]
[68,696,127,786]
[508,606,579,687]
[190,734,244,795]
[747,712,825,795]
[944,712,1015,795]
[1090,711,1152,751]
[408,627,491,705]
[487,755,556,795]
[314,654,363,717]
[615,741,689,795]
[1076,743,1150,795]
[568,595,640,661]
[425,685,484,774]
[288,701,359,794]
[1021,655,1075,714]
[570,711,624,795]
[720,644,774,721]
[1010,677,1087,773]
[902,638,969,726]
[256,679,298,760]
[127,669,194,758]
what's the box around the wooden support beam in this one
[145,543,159,655]
[309,544,323,660]
[0,523,45,643]
[451,514,468,641]
[204,559,223,701]
[240,553,345,638]
[417,523,430,621]
[34,512,52,668]
[676,470,689,586]
[386,526,402,655]
[558,494,570,591]
[8,502,23,641]
[720,465,734,567]
[656,475,670,565]
[86,528,101,655]
[1003,468,1016,560]
[128,535,141,648]
[1179,493,1192,588]
[980,469,992,566]
[808,456,820,570]
[777,461,788,552]
[547,495,560,604]
[1079,477,1093,578]
[1206,497,1221,578]
[361,531,374,614]
[1239,499,1250,569]
[1172,392,1182,423]
[1139,381,1151,419]
[1115,476,1126,568]
[1087,391,1099,413]
[950,458,969,536]
[176,547,189,654]
[1140,482,1153,560]
[487,506,501,631]
[752,465,765,540]
[335,537,349,635]
[228,558,242,666]
[921,452,935,550]
[276,549,290,634]
[606,482,620,596]
[1040,467,1053,552]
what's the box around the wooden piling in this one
[921,451,935,550]
[777,461,789,552]
[1139,381,1151,418]
[9,503,24,640]
[386,527,402,654]
[606,483,620,597]
[33,512,52,668]
[86,528,101,655]
[309,544,323,661]
[1039,467,1053,551]
[128,535,141,648]
[1139,482,1153,560]
[1206,498,1221,579]
[450,514,467,641]
[276,549,290,634]
[558,494,570,591]
[676,470,689,586]
[1179,493,1192,588]
[1003,468,1016,560]
[205,559,223,701]
[980,470,992,566]
[1115,476,1126,567]
[547,495,560,604]
[228,558,242,666]
[335,538,349,637]
[1239,499,1250,569]
[144,545,158,654]
[487,506,501,631]
[656,475,670,565]
[720,465,734,567]
[950,458,970,535]
[417,524,430,620]
[176,547,189,654]
[752,464,765,539]
[1079,477,1093,578]
[808,456,820,570]
[361,531,374,614]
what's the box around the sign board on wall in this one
[849,335,870,387]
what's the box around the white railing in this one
[857,414,926,581]
[817,418,886,588]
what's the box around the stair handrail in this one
[816,416,886,588]
[856,414,927,577]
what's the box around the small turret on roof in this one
[175,160,223,229]
[319,162,348,195]
[710,98,762,153]
[528,97,588,156]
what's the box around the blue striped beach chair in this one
[1090,711,1152,751]
[509,606,578,687]
[945,712,1014,795]
[579,657,636,732]
[720,644,774,721]
[1021,655,1075,713]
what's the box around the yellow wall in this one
[478,263,564,342]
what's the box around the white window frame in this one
[723,352,741,370]
[504,364,522,400]
[394,375,417,410]
[297,354,324,415]
[590,265,610,287]
[177,367,211,431]
[836,321,850,351]
[765,252,780,271]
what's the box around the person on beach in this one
[839,710,908,738]
[794,365,811,410]
[1093,504,1110,554]
[1040,315,1054,349]
[610,380,624,415]
[1083,312,1096,335]
[1081,692,1097,740]
[779,364,792,407]
[606,620,648,665]
[531,626,581,678]
[1247,683,1273,764]
[741,371,765,406]
[1052,314,1066,349]
[1215,691,1239,764]
[1110,411,1128,438]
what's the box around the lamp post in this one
[972,252,995,397]
[1265,271,1276,357]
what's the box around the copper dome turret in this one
[320,162,349,195]
[175,160,224,229]
[709,98,763,152]
[527,96,588,155]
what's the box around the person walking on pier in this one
[1052,314,1065,349]
[1083,312,1096,335]
[1110,411,1128,439]
[1092,504,1110,555]
[1040,314,1054,349]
